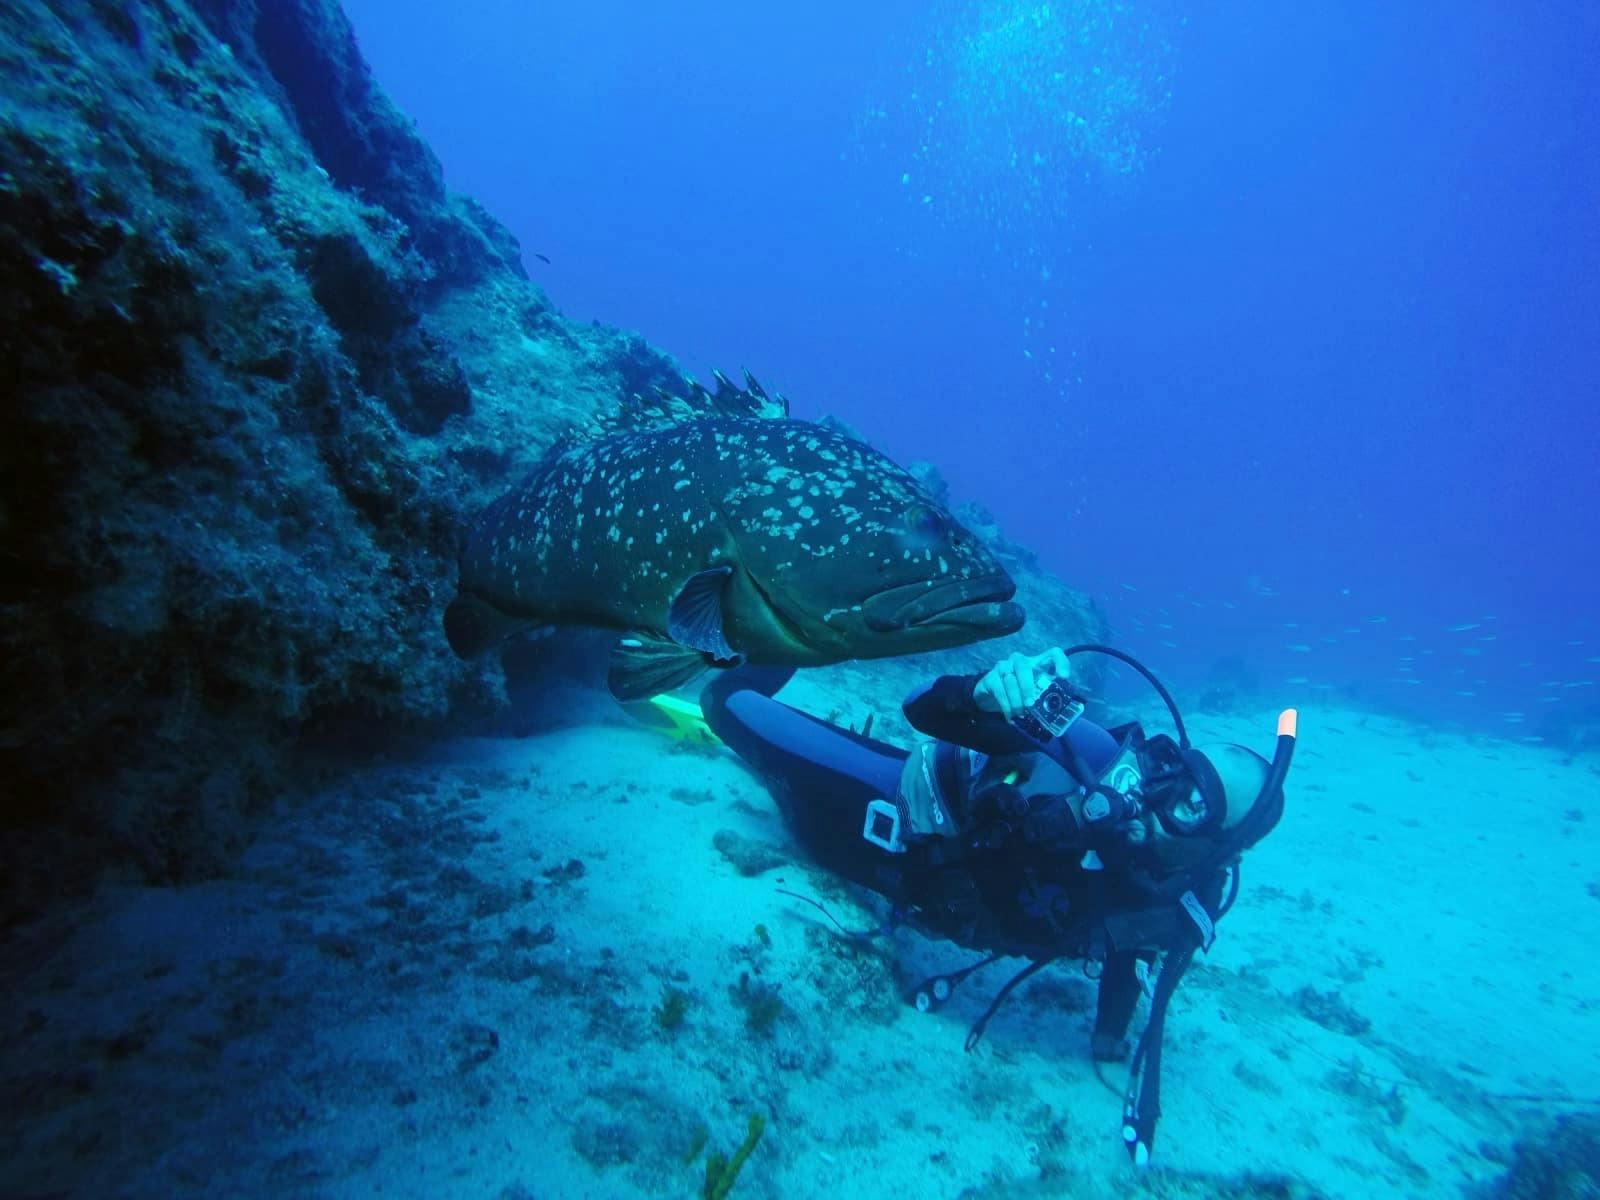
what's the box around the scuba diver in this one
[695,644,1296,1165]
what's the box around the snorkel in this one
[1230,707,1297,850]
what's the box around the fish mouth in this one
[863,574,1023,633]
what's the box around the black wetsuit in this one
[699,666,1196,1052]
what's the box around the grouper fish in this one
[444,373,1025,699]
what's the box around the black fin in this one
[444,594,531,659]
[668,566,738,660]
[743,369,787,414]
[607,633,712,701]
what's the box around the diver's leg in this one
[700,669,909,895]
[701,668,905,797]
[705,663,797,701]
[1091,949,1143,1060]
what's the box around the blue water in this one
[344,0,1600,739]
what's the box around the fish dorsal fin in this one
[578,369,788,441]
[607,633,712,701]
[668,566,740,661]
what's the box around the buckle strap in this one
[1177,890,1216,951]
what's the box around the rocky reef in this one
[0,0,1103,924]
[0,0,683,919]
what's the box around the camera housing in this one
[1014,679,1086,743]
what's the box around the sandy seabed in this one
[3,676,1596,1200]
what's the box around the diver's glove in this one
[972,647,1072,720]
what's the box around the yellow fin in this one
[629,693,720,746]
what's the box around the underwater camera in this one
[1014,679,1086,743]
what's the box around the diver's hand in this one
[973,647,1072,719]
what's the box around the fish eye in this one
[906,505,945,541]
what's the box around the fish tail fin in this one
[443,593,531,659]
[607,632,715,701]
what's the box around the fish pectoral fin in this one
[667,566,739,661]
[443,593,533,659]
[607,632,714,702]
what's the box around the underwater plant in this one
[654,984,691,1032]
[701,1114,765,1200]
[729,973,786,1037]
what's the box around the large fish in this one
[445,373,1025,699]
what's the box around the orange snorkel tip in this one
[1277,708,1298,740]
